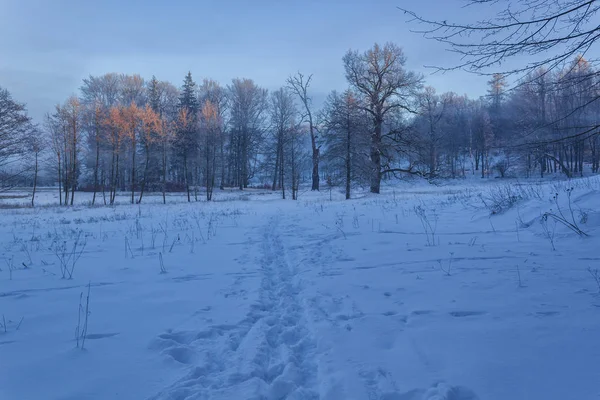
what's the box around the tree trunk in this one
[346,122,351,200]
[131,137,136,204]
[370,118,382,194]
[138,143,150,204]
[291,138,297,200]
[70,123,77,206]
[162,142,167,204]
[184,152,191,202]
[92,122,100,206]
[280,144,285,200]
[240,129,247,191]
[101,168,107,205]
[206,139,212,201]
[310,132,319,191]
[63,138,69,206]
[219,132,225,190]
[31,152,38,207]
[57,151,62,206]
[481,149,485,178]
[112,153,120,205]
[272,141,281,191]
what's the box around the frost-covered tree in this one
[320,90,370,199]
[343,42,422,193]
[227,78,268,190]
[287,72,320,191]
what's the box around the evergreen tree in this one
[179,72,199,114]
[176,72,199,201]
[148,75,161,114]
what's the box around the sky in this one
[0,0,492,123]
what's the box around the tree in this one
[227,78,268,190]
[343,42,421,193]
[472,102,494,178]
[112,102,142,204]
[320,90,370,199]
[402,1,600,154]
[286,124,306,200]
[199,79,228,190]
[177,72,199,201]
[200,100,220,201]
[45,112,64,204]
[106,105,127,204]
[120,74,146,106]
[138,105,161,203]
[80,102,105,205]
[80,73,121,108]
[80,73,123,204]
[487,74,508,111]
[0,87,32,189]
[61,96,82,206]
[401,1,600,76]
[414,87,451,177]
[25,126,43,207]
[287,72,320,190]
[270,88,297,198]
[147,78,179,203]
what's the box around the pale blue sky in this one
[0,0,490,122]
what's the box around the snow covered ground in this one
[1,178,599,400]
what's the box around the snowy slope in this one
[1,179,599,400]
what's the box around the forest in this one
[1,43,599,205]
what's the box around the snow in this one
[1,178,599,400]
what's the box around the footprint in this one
[394,383,480,400]
[449,311,486,318]
[163,346,196,364]
[84,332,119,340]
[535,311,559,317]
[171,274,211,282]
[411,310,433,316]
[158,330,196,345]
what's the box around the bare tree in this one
[401,1,600,76]
[200,100,220,201]
[25,126,44,207]
[0,87,32,189]
[287,72,320,190]
[270,88,297,198]
[138,105,161,203]
[80,73,122,204]
[227,79,268,190]
[320,90,370,199]
[80,73,121,108]
[343,43,422,193]
[414,87,450,177]
[148,78,179,203]
[106,105,127,204]
[45,112,64,204]
[120,74,146,106]
[199,79,228,191]
[57,97,83,206]
[402,0,600,149]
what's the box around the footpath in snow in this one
[1,180,599,400]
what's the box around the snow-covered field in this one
[1,178,599,400]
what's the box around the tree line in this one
[1,42,599,206]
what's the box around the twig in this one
[81,282,91,350]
